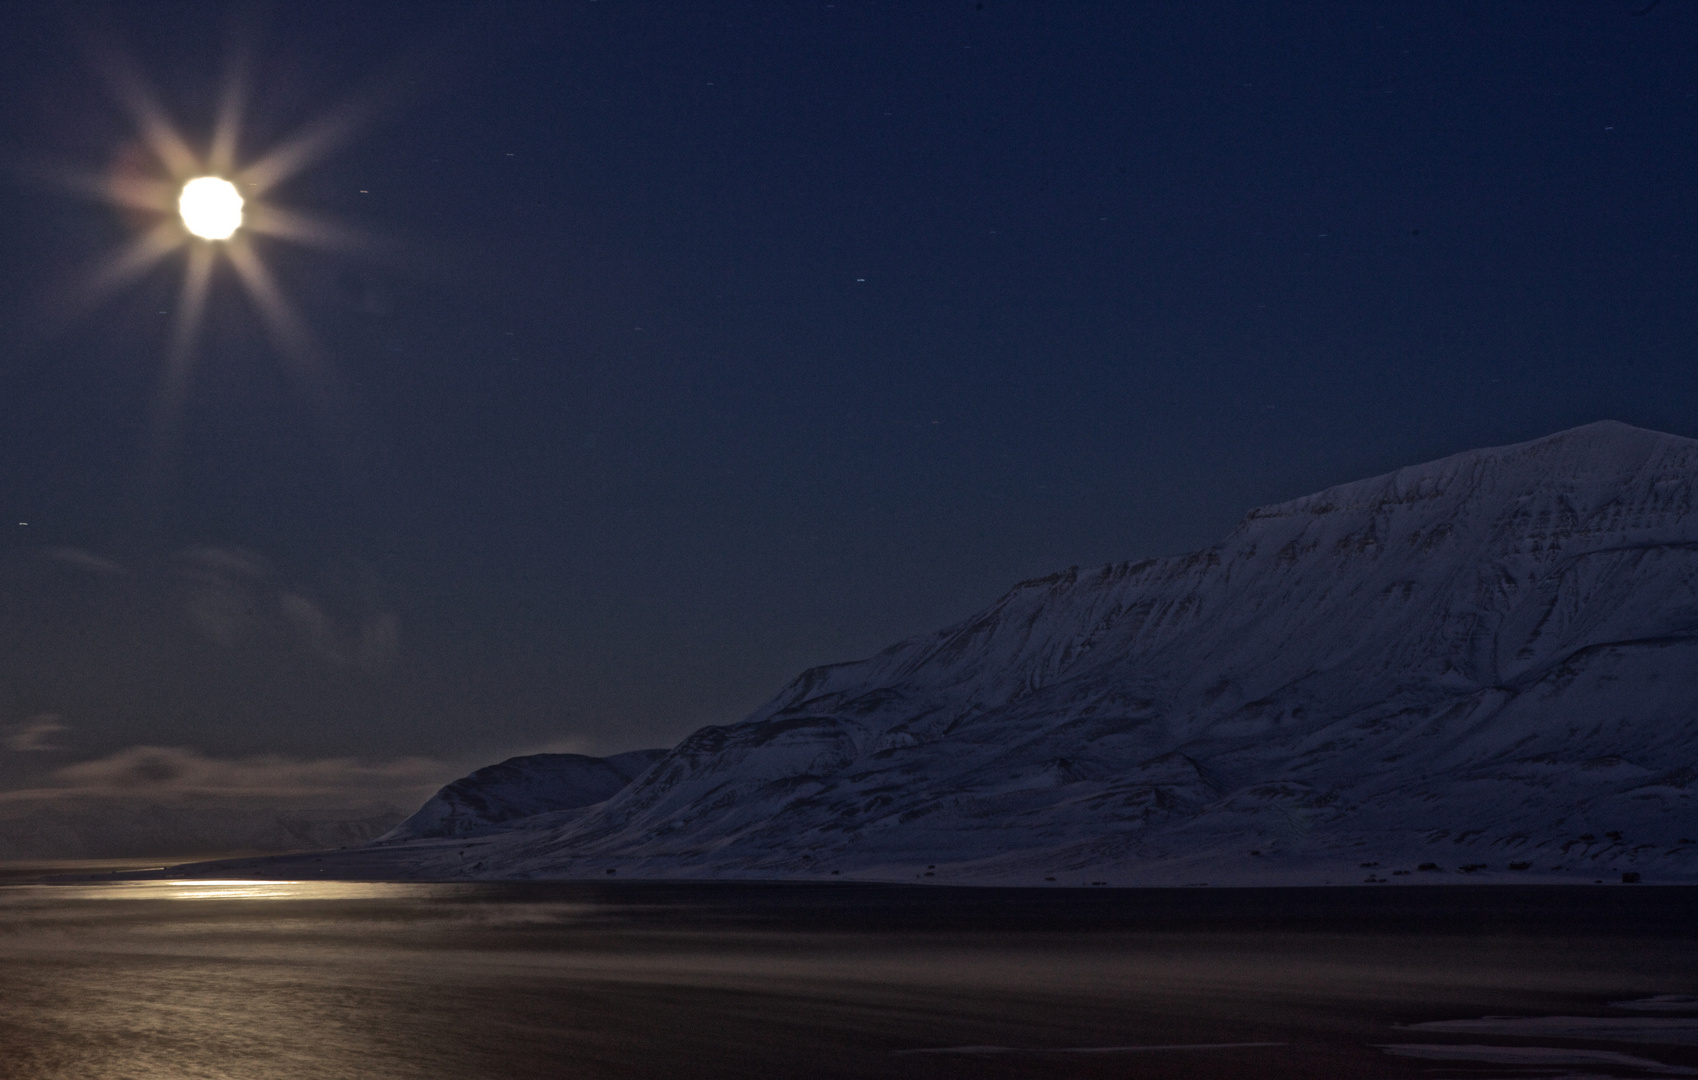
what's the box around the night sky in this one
[2,1,1696,804]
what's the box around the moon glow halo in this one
[178,177,244,240]
[52,52,392,479]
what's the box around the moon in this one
[178,177,244,240]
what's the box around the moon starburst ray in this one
[45,36,397,499]
[72,220,183,313]
[224,237,333,401]
[103,67,201,181]
[244,205,364,252]
[156,242,216,431]
[105,175,180,215]
[206,65,247,177]
[237,91,392,195]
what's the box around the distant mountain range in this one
[177,422,1698,885]
[0,800,404,862]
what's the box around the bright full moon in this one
[178,177,244,240]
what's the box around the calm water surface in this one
[1,878,1694,1079]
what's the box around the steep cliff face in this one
[390,422,1698,883]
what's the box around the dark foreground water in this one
[1,878,1695,1080]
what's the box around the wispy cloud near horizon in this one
[39,547,129,577]
[0,744,456,807]
[3,715,69,753]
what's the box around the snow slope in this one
[309,422,1698,884]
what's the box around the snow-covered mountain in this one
[379,750,666,842]
[209,422,1698,885]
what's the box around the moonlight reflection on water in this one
[34,879,449,901]
[0,880,1694,1080]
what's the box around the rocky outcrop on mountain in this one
[297,422,1698,884]
[379,749,666,842]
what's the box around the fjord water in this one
[2,881,1696,1079]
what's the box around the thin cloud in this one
[173,546,401,667]
[0,745,453,803]
[39,547,129,576]
[526,737,598,757]
[280,592,340,660]
[4,715,69,753]
[178,545,274,580]
[280,593,400,669]
[176,545,273,647]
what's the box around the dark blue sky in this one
[2,1,1696,791]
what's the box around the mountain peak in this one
[1247,421,1697,525]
